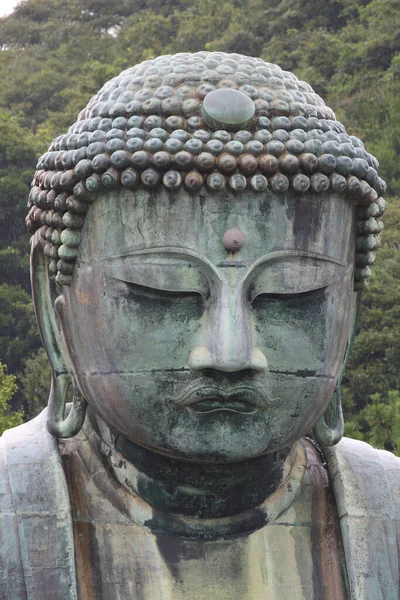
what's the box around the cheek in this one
[110,280,204,365]
[252,281,352,375]
[62,276,205,373]
[252,292,327,372]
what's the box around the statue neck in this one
[89,409,299,522]
[113,432,290,519]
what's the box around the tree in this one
[345,391,400,454]
[0,283,41,375]
[0,362,23,435]
[0,111,42,291]
[20,347,50,419]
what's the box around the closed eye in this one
[246,255,349,302]
[107,254,210,299]
[122,280,204,300]
[253,286,327,303]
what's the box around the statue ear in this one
[313,290,362,446]
[30,233,87,437]
[31,232,67,376]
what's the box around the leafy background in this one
[0,0,399,450]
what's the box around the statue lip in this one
[189,398,257,414]
[168,383,279,413]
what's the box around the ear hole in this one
[54,294,65,319]
[50,276,60,308]
[64,378,73,413]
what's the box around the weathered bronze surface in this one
[1,52,398,599]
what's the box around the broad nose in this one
[188,286,268,373]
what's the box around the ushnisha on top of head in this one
[26,52,386,288]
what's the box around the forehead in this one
[77,189,355,266]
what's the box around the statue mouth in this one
[189,398,257,414]
[168,384,280,413]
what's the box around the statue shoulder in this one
[325,437,400,600]
[0,409,78,600]
[326,436,400,509]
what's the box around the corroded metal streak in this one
[309,444,348,598]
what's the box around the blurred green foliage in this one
[19,347,51,419]
[0,362,23,434]
[0,0,399,449]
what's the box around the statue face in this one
[57,188,354,461]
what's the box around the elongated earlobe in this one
[31,231,87,438]
[313,387,344,446]
[47,372,87,438]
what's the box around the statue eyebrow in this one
[216,251,347,269]
[248,250,347,268]
[236,250,349,295]
[242,249,348,288]
[104,246,224,282]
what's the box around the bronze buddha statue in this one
[1,52,397,600]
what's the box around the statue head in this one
[27,52,386,462]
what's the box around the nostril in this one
[188,346,212,371]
